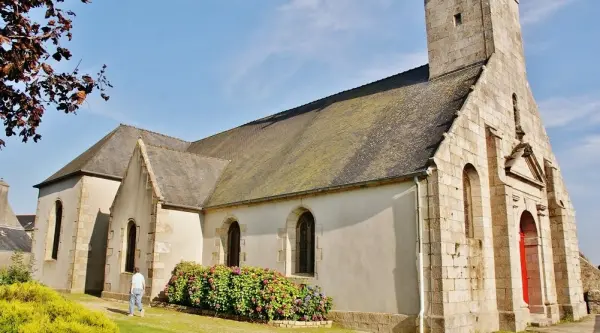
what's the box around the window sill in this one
[287,274,316,283]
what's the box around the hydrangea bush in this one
[164,262,333,321]
[294,284,333,321]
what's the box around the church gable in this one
[110,139,164,214]
[505,143,545,188]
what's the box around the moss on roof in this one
[188,64,483,207]
[143,144,229,209]
[36,63,483,208]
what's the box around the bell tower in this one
[425,0,526,79]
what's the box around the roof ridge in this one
[0,224,26,231]
[118,123,190,144]
[136,139,165,201]
[428,61,486,82]
[145,142,231,163]
[191,64,429,144]
[61,126,121,177]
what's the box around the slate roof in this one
[34,125,191,188]
[0,226,32,252]
[16,215,35,231]
[188,64,483,207]
[37,62,484,209]
[143,144,230,209]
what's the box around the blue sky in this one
[1,1,599,261]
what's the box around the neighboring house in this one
[0,180,32,268]
[30,1,587,333]
[16,215,36,238]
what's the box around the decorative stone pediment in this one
[505,143,545,188]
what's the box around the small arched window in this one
[125,221,137,273]
[226,221,241,267]
[512,93,520,125]
[463,168,474,238]
[513,93,525,140]
[296,212,315,275]
[51,200,63,260]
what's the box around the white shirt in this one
[131,272,145,290]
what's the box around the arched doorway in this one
[519,211,543,312]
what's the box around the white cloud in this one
[521,0,575,26]
[225,0,421,100]
[566,135,600,167]
[538,95,600,129]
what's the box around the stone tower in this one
[425,0,526,79]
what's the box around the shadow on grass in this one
[107,308,130,316]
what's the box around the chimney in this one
[0,179,9,223]
[0,179,24,229]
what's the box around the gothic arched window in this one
[226,221,241,267]
[125,220,136,273]
[463,168,474,238]
[51,200,63,260]
[296,212,315,275]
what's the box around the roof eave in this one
[205,169,430,211]
[161,202,204,213]
[33,171,122,189]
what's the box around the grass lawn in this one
[65,294,359,333]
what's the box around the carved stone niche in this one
[536,204,547,217]
[505,142,545,189]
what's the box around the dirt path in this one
[530,316,600,333]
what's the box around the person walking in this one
[128,267,145,317]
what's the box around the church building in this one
[30,1,587,332]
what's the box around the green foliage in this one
[164,262,333,322]
[0,252,33,286]
[164,261,206,306]
[202,265,233,313]
[0,282,118,332]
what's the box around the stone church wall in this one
[202,181,419,332]
[31,176,119,294]
[150,207,203,299]
[427,46,586,332]
[73,176,119,294]
[31,176,82,292]
[104,146,156,298]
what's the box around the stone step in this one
[530,314,552,327]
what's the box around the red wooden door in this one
[519,230,529,305]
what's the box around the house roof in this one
[37,62,484,208]
[188,63,483,207]
[0,226,32,252]
[34,125,190,188]
[143,144,229,209]
[16,215,35,231]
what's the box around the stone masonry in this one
[423,0,586,332]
